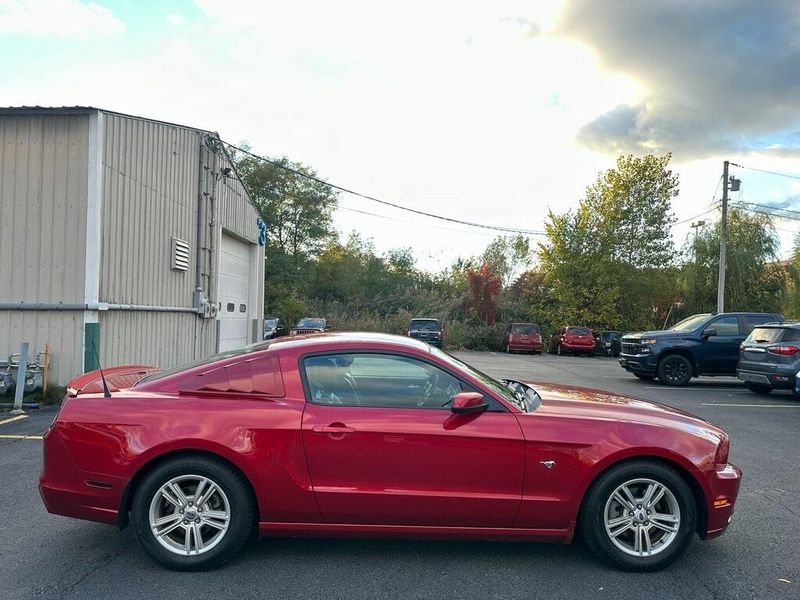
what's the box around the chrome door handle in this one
[312,424,355,434]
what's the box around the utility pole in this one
[717,161,729,313]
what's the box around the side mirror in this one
[702,328,717,338]
[451,392,489,414]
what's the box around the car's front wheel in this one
[657,354,692,386]
[580,460,696,571]
[132,454,255,571]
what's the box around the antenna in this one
[91,341,112,398]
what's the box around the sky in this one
[2,0,799,271]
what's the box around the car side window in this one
[710,316,740,336]
[303,353,480,410]
[742,315,774,334]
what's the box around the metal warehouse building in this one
[0,107,265,386]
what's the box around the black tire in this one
[132,454,256,571]
[744,382,772,395]
[634,374,656,381]
[657,354,692,386]
[579,460,696,572]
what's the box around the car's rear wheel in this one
[580,460,696,571]
[634,374,656,381]
[132,455,255,571]
[744,382,772,395]
[657,354,692,386]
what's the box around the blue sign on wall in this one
[256,218,267,246]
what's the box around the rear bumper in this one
[619,353,658,375]
[39,428,124,526]
[737,367,795,389]
[509,341,543,352]
[560,342,595,352]
[702,463,742,539]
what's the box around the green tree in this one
[480,235,532,287]
[681,209,784,315]
[538,154,679,330]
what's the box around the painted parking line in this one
[644,386,746,391]
[0,433,43,440]
[701,403,800,408]
[0,414,29,426]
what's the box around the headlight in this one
[639,338,657,345]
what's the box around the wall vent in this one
[171,237,190,272]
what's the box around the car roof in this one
[271,331,432,351]
[751,321,800,329]
[409,317,439,321]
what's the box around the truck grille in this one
[621,339,643,355]
[292,328,322,335]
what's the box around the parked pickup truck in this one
[619,312,784,386]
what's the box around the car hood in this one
[527,382,725,441]
[622,330,676,339]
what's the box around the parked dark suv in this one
[406,318,444,348]
[619,312,784,386]
[738,321,800,395]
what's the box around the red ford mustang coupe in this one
[40,333,741,572]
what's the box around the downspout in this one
[193,136,208,312]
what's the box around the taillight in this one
[767,345,800,356]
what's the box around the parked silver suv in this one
[737,322,800,396]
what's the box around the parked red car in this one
[551,326,597,356]
[41,333,741,572]
[504,322,543,354]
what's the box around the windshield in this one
[137,341,272,385]
[297,318,325,328]
[409,319,440,331]
[430,347,538,412]
[264,319,278,329]
[671,314,710,332]
[511,324,539,334]
[567,327,591,335]
[745,327,790,344]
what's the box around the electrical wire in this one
[673,204,720,226]
[731,163,800,182]
[220,139,546,236]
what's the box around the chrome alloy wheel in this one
[148,474,231,556]
[603,478,681,557]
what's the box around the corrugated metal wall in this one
[97,111,263,374]
[0,114,90,384]
[0,109,264,385]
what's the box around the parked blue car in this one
[619,312,784,386]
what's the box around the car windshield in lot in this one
[137,341,272,384]
[409,319,439,331]
[431,347,538,412]
[670,314,710,332]
[264,319,279,328]
[511,324,539,334]
[568,327,591,335]
[297,318,325,328]
[746,326,800,343]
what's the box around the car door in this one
[300,352,525,527]
[702,315,744,373]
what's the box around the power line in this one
[731,163,800,182]
[673,204,720,226]
[221,139,546,236]
[734,203,800,223]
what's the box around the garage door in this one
[218,234,252,351]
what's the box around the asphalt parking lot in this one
[1,352,798,600]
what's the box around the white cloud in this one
[0,0,124,37]
[166,13,185,26]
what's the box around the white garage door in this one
[218,234,252,351]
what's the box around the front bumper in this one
[619,353,658,375]
[702,463,742,539]
[509,341,543,352]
